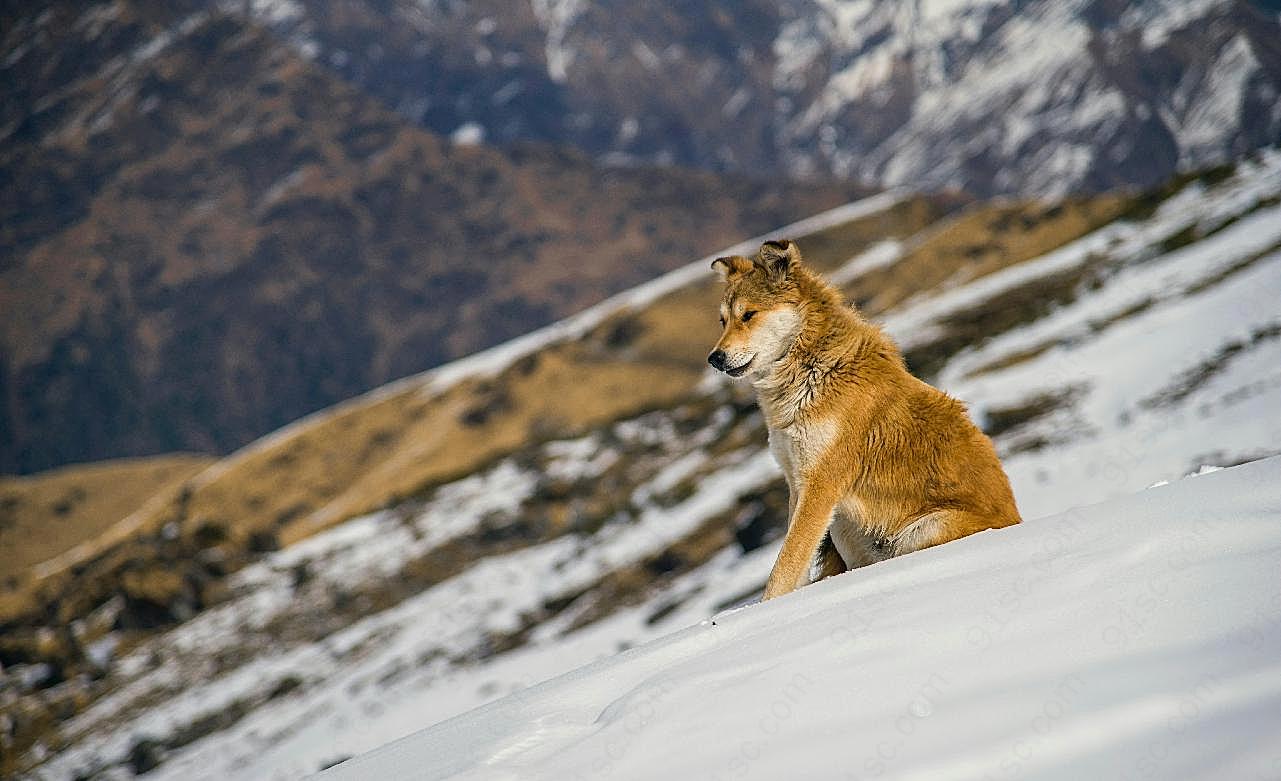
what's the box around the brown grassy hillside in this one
[0,3,866,475]
[0,188,1143,627]
[0,454,212,582]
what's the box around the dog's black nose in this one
[708,350,727,370]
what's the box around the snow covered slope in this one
[19,154,1281,780]
[889,150,1281,519]
[321,455,1281,781]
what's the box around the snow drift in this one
[322,456,1281,780]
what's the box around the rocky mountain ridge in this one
[244,0,1281,194]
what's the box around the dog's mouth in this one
[725,357,754,377]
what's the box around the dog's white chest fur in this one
[767,418,838,491]
[768,417,883,566]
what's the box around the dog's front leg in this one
[762,482,840,600]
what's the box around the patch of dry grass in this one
[0,455,213,583]
[846,196,1129,317]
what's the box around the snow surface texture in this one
[28,158,1281,779]
[323,456,1281,781]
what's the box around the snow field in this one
[323,457,1281,781]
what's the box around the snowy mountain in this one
[242,0,1281,195]
[12,149,1280,780]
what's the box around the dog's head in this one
[707,239,805,378]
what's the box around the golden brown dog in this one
[708,240,1021,600]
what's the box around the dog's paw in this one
[761,578,793,602]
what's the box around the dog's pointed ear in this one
[711,255,753,280]
[757,239,801,281]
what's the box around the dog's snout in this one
[707,350,727,371]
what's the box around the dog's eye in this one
[742,310,756,322]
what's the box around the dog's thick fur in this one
[708,240,1021,600]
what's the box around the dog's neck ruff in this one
[752,305,857,427]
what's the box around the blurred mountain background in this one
[5,0,1281,474]
[245,0,1281,192]
[0,1,869,474]
[2,1,1280,778]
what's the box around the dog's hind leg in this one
[891,509,1018,556]
[810,532,847,582]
